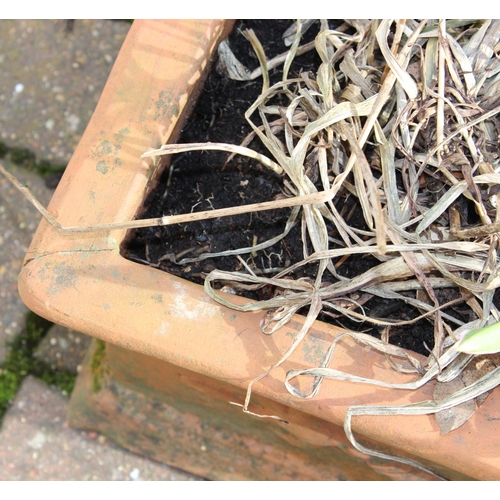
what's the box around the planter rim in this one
[17,19,500,480]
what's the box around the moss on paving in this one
[90,339,107,393]
[0,140,66,178]
[0,311,76,422]
[0,147,76,424]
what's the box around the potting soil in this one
[124,20,471,356]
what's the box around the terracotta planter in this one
[18,20,500,481]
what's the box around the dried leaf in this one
[434,353,500,433]
[434,378,476,434]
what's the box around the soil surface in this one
[124,20,468,356]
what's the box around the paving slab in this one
[0,20,129,362]
[0,20,130,164]
[0,160,54,364]
[33,324,92,374]
[0,376,205,480]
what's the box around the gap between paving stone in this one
[0,376,204,480]
[0,160,54,364]
[0,19,130,363]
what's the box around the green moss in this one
[90,339,107,393]
[35,159,65,177]
[0,140,66,178]
[0,312,77,421]
[9,147,36,166]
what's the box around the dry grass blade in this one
[376,19,419,99]
[142,142,283,175]
[216,28,316,83]
[343,365,500,479]
[239,293,323,419]
[285,334,465,397]
[0,162,64,232]
[374,121,403,224]
[242,29,270,93]
[282,20,302,82]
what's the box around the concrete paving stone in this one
[33,324,92,374]
[0,20,131,164]
[0,20,129,363]
[0,160,54,364]
[0,376,205,480]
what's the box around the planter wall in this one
[18,19,500,480]
[69,339,431,480]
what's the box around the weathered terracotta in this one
[18,19,500,480]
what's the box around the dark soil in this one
[123,20,469,357]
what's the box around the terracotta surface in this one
[69,339,439,480]
[17,20,500,480]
